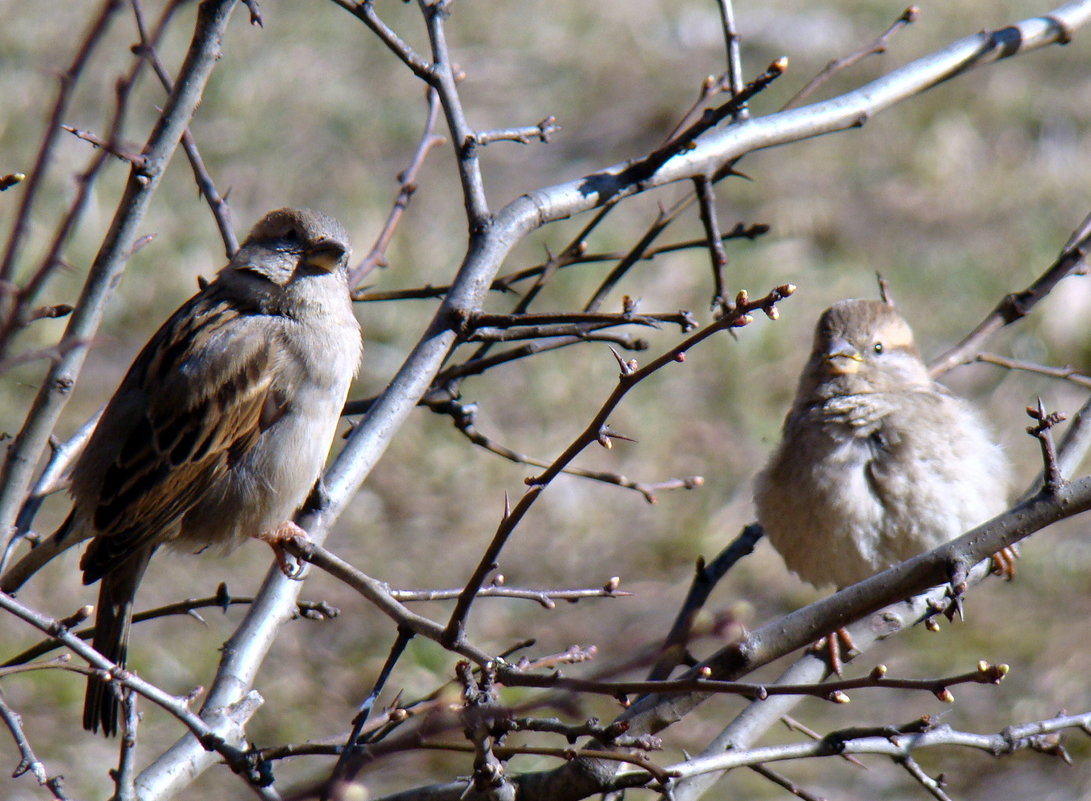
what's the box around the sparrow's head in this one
[798,298,931,399]
[230,207,351,287]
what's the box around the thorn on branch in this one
[128,234,157,257]
[242,0,263,26]
[1029,731,1073,764]
[877,272,894,305]
[0,173,26,191]
[596,424,636,449]
[28,304,73,322]
[61,125,146,168]
[609,345,638,377]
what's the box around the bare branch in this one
[977,351,1091,389]
[351,87,446,286]
[281,537,497,666]
[637,710,1091,784]
[330,0,434,80]
[1026,398,1067,494]
[0,589,267,783]
[0,0,245,550]
[131,0,238,256]
[930,207,1091,376]
[783,6,921,109]
[0,690,60,797]
[693,174,731,313]
[470,117,560,146]
[352,223,769,303]
[434,398,701,502]
[647,524,763,681]
[0,0,123,289]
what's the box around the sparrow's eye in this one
[873,342,884,354]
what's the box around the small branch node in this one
[1026,397,1067,492]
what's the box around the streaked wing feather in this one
[81,293,278,582]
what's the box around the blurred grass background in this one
[2,0,1091,798]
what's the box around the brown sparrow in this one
[68,208,362,735]
[754,299,1009,634]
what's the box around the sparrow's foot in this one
[990,546,1018,580]
[812,627,858,676]
[257,521,308,579]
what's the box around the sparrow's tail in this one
[83,548,152,737]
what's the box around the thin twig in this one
[4,587,339,666]
[351,86,446,285]
[470,117,560,146]
[442,286,792,649]
[498,659,1009,703]
[896,754,953,801]
[647,524,763,681]
[715,0,747,121]
[694,174,731,313]
[0,0,243,552]
[930,208,1091,376]
[634,709,1091,785]
[748,764,827,801]
[282,537,497,666]
[420,0,490,228]
[0,0,123,288]
[0,0,180,358]
[467,310,696,331]
[608,58,787,197]
[1026,398,1067,493]
[783,6,921,109]
[132,0,238,256]
[418,739,674,785]
[331,0,434,80]
[332,626,414,786]
[0,691,54,794]
[432,332,649,384]
[0,590,266,783]
[0,174,26,192]
[352,224,769,303]
[60,125,146,166]
[976,351,1091,389]
[391,583,630,608]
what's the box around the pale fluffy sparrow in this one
[69,208,362,735]
[754,298,1009,597]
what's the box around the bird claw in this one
[990,546,1018,580]
[812,627,858,676]
[257,521,309,579]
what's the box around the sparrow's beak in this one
[302,238,347,272]
[822,338,864,375]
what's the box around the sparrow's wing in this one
[78,287,287,584]
[862,389,952,486]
